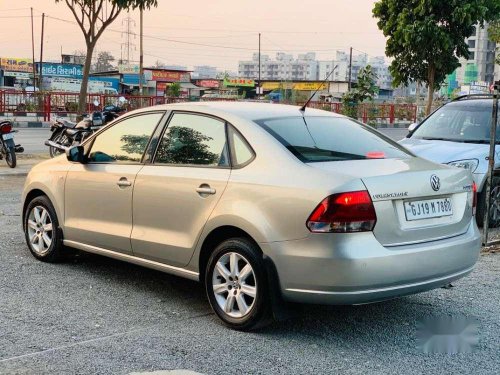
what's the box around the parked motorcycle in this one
[46,104,124,158]
[0,120,24,168]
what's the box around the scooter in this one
[0,120,24,168]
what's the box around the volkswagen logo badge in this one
[430,175,440,191]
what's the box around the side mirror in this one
[408,122,418,133]
[66,145,86,163]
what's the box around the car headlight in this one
[447,159,479,173]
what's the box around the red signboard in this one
[196,79,220,88]
[156,82,170,96]
[150,70,190,82]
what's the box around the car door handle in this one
[196,185,216,195]
[116,178,132,187]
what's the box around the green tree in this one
[373,0,500,115]
[56,0,157,115]
[342,65,379,119]
[92,51,116,73]
[167,82,182,97]
[489,20,500,65]
[155,126,219,165]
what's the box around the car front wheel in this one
[205,238,272,330]
[24,195,64,262]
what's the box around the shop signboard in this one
[196,79,220,88]
[293,82,328,91]
[118,64,140,74]
[37,63,83,78]
[0,57,34,73]
[260,81,327,91]
[3,71,31,79]
[150,70,191,82]
[156,81,170,96]
[223,78,255,87]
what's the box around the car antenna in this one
[300,65,338,112]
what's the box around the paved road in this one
[378,128,409,142]
[0,176,499,374]
[14,128,51,155]
[14,127,408,157]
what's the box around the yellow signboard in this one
[0,57,34,73]
[261,81,328,91]
[261,82,290,90]
[293,82,328,91]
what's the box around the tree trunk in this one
[426,65,435,116]
[78,42,95,117]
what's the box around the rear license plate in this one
[1,133,13,141]
[404,198,453,221]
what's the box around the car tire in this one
[24,195,64,262]
[476,176,500,228]
[205,238,272,331]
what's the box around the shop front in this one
[145,69,194,97]
[0,58,34,89]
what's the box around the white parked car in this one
[400,95,499,226]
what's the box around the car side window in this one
[229,125,255,167]
[88,112,163,163]
[155,113,229,167]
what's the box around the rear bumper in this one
[261,222,480,305]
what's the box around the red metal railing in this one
[297,101,417,125]
[0,90,417,125]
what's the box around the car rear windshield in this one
[256,116,411,163]
[412,100,499,143]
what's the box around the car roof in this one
[128,101,343,121]
[445,98,493,108]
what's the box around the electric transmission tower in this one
[120,14,136,65]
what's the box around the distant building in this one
[239,52,318,81]
[455,23,497,85]
[192,65,218,79]
[318,52,392,89]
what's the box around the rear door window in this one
[256,116,410,162]
[155,113,229,167]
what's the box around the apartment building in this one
[455,23,497,84]
[238,52,318,81]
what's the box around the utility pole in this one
[31,8,37,89]
[139,7,144,95]
[258,33,261,98]
[39,13,45,90]
[348,47,353,91]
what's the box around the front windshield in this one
[256,116,411,163]
[412,100,499,143]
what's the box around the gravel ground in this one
[0,175,499,375]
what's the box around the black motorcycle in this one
[46,105,124,158]
[0,120,24,168]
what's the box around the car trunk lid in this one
[308,157,474,246]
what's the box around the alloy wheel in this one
[212,252,257,318]
[27,206,53,255]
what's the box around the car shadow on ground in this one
[58,249,466,340]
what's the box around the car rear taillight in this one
[306,190,377,233]
[472,182,477,216]
[0,123,12,134]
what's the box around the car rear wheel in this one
[205,238,272,330]
[477,176,500,228]
[24,195,64,262]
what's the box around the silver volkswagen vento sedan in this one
[22,102,481,330]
